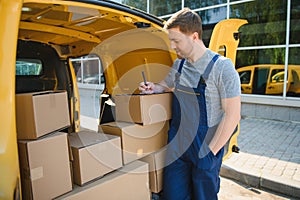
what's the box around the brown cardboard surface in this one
[115,93,172,125]
[140,148,166,193]
[99,121,168,164]
[55,160,151,200]
[16,91,70,139]
[68,131,123,185]
[18,132,72,199]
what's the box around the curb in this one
[220,163,300,199]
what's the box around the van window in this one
[253,68,269,94]
[291,70,300,82]
[71,56,104,86]
[270,69,285,83]
[16,59,43,76]
[239,70,251,84]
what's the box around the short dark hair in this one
[164,8,203,39]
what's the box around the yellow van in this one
[237,64,300,96]
[0,0,246,199]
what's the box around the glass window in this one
[287,47,300,97]
[149,0,181,16]
[230,0,287,46]
[290,0,300,44]
[199,7,227,46]
[71,56,103,86]
[184,0,226,10]
[236,48,285,68]
[287,67,300,97]
[288,47,300,65]
[121,0,147,12]
[236,49,287,96]
[16,59,43,76]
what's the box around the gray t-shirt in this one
[164,49,241,127]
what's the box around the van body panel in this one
[209,18,248,66]
[0,0,23,199]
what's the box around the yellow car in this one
[0,0,246,199]
[237,64,300,96]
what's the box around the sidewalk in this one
[220,117,300,199]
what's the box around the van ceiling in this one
[18,1,165,57]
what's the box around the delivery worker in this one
[139,8,241,200]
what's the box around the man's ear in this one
[192,32,199,40]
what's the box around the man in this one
[139,8,241,200]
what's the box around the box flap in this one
[68,131,119,149]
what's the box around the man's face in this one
[167,27,194,59]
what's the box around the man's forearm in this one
[208,96,241,155]
[153,80,172,93]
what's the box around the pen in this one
[142,71,148,86]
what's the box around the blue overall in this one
[163,55,224,200]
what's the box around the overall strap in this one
[175,59,185,83]
[202,54,220,81]
[178,59,185,74]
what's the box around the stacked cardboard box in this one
[18,132,72,199]
[68,130,123,186]
[114,93,172,125]
[100,92,172,193]
[55,160,150,200]
[16,91,73,199]
[100,121,168,165]
[15,90,156,199]
[140,148,166,193]
[16,91,70,139]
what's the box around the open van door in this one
[209,18,248,160]
[0,1,23,199]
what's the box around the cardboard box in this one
[115,93,172,125]
[99,121,168,164]
[140,148,166,193]
[18,132,72,200]
[16,91,70,139]
[55,160,151,200]
[68,131,123,185]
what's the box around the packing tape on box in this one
[30,166,44,181]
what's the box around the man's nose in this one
[170,42,176,50]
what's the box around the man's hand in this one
[139,81,155,94]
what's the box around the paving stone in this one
[221,117,300,199]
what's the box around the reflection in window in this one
[185,0,226,10]
[236,47,286,96]
[290,0,300,44]
[230,0,287,46]
[270,69,284,83]
[287,65,300,97]
[239,70,251,84]
[200,7,227,46]
[71,56,103,86]
[149,0,181,16]
[121,0,147,12]
[287,48,300,97]
[16,59,42,76]
[289,48,300,65]
[236,48,285,68]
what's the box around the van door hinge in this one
[73,97,78,103]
